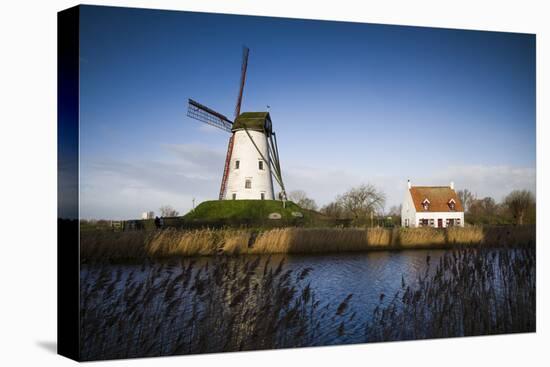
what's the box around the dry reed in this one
[80,244,535,359]
[365,244,535,341]
[80,257,339,359]
[80,225,535,261]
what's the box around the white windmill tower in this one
[186,47,287,204]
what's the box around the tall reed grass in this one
[80,244,535,359]
[80,225,535,261]
[80,257,351,360]
[365,244,535,340]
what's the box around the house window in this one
[419,219,429,227]
[456,218,461,225]
[429,219,435,227]
[235,160,240,169]
[405,219,409,227]
[258,160,264,170]
[245,179,252,189]
[448,199,456,211]
[422,198,430,211]
[232,193,236,200]
[261,192,265,200]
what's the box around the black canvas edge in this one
[58,5,80,361]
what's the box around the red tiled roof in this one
[410,186,464,212]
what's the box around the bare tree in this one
[337,184,386,219]
[159,205,179,217]
[288,190,318,211]
[470,197,498,215]
[320,201,344,218]
[288,190,306,202]
[388,205,402,216]
[385,205,402,227]
[504,190,535,225]
[467,197,500,224]
[457,189,475,212]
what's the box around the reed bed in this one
[80,225,535,261]
[365,244,536,341]
[80,244,535,360]
[398,227,447,247]
[79,257,351,360]
[446,225,484,244]
[146,228,250,257]
[79,230,150,260]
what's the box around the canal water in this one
[80,249,450,358]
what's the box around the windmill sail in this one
[268,132,285,194]
[218,134,235,200]
[187,46,286,202]
[219,46,250,199]
[187,99,233,133]
[234,47,249,119]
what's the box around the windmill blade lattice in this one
[187,99,233,133]
[234,47,249,119]
[186,46,287,202]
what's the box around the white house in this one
[223,112,275,200]
[401,180,464,228]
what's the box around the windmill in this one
[187,47,287,204]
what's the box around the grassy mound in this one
[183,200,309,221]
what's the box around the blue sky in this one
[78,5,536,219]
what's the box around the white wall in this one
[414,211,465,228]
[401,190,416,227]
[223,130,275,200]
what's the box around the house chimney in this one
[450,181,454,190]
[407,179,411,189]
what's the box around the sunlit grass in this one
[80,226,535,261]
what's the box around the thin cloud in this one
[284,164,536,211]
[80,143,225,219]
[81,140,536,219]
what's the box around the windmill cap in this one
[232,112,272,135]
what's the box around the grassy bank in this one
[80,225,535,262]
[111,200,346,231]
[184,200,305,221]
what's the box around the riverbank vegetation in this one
[315,186,535,227]
[365,244,535,340]
[457,189,536,226]
[80,225,535,262]
[78,200,341,232]
[184,200,304,221]
[80,257,327,359]
[80,243,535,360]
[79,186,535,232]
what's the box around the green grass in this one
[79,200,337,233]
[183,200,313,221]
